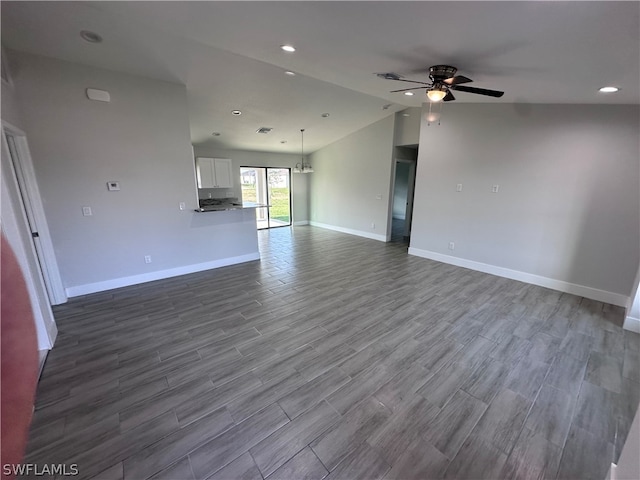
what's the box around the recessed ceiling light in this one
[280,45,296,53]
[211,132,221,136]
[284,71,296,76]
[598,86,620,93]
[80,30,103,43]
[321,113,330,118]
[402,113,410,117]
[231,110,242,116]
[404,92,414,96]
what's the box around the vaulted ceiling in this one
[2,1,638,153]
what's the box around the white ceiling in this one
[2,1,638,153]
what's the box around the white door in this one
[3,127,66,305]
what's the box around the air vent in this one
[256,127,273,134]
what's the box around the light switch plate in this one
[82,206,92,216]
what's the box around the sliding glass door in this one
[240,167,291,229]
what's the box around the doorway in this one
[240,167,292,229]
[390,158,417,244]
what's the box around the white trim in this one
[623,316,640,333]
[65,252,261,297]
[293,220,309,226]
[408,247,629,307]
[309,221,387,242]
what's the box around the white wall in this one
[10,52,259,296]
[611,404,640,480]
[394,107,421,146]
[309,115,395,241]
[192,147,309,224]
[624,268,640,332]
[410,103,640,305]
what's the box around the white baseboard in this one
[408,247,629,307]
[66,252,260,297]
[310,221,387,242]
[293,220,310,226]
[623,316,640,333]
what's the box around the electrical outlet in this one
[492,185,500,193]
[448,242,455,250]
[371,222,376,229]
[82,206,92,216]
[144,255,152,264]
[456,184,463,192]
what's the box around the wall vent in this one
[256,127,273,134]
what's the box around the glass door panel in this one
[267,168,291,228]
[240,167,291,229]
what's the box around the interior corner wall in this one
[192,147,309,224]
[10,52,259,296]
[308,115,395,240]
[409,103,640,305]
[394,107,422,146]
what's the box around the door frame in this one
[2,121,67,305]
[386,158,417,242]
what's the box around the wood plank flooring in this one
[26,226,639,480]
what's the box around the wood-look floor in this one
[27,226,639,480]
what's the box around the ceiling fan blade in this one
[443,90,456,102]
[388,78,432,86]
[444,75,472,86]
[451,85,504,97]
[390,86,425,93]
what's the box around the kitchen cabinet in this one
[196,157,233,188]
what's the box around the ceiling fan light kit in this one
[426,87,447,102]
[380,64,505,106]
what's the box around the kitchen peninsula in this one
[195,197,269,212]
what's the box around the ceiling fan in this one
[377,65,504,102]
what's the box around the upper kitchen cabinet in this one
[196,157,234,188]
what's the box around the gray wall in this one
[1,79,25,130]
[309,115,395,238]
[410,103,640,298]
[192,147,309,224]
[9,52,259,294]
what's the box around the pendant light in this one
[294,128,314,174]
